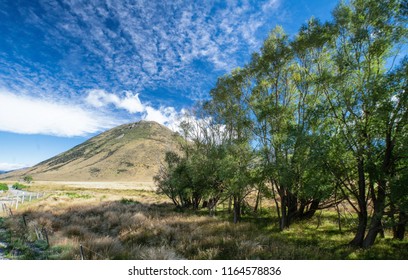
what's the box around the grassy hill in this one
[0,121,181,182]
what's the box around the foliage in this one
[12,182,29,190]
[153,0,407,248]
[248,23,337,229]
[23,175,33,184]
[154,151,194,209]
[120,198,140,205]
[0,183,8,191]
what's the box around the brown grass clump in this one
[132,245,183,260]
[2,185,407,260]
[6,189,270,259]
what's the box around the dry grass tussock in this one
[3,188,288,259]
[2,186,407,260]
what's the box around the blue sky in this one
[0,0,339,171]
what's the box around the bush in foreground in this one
[12,182,28,190]
[0,183,8,191]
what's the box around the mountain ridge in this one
[0,121,181,182]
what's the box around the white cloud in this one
[144,106,180,127]
[85,89,145,113]
[85,89,184,129]
[0,90,118,137]
[0,0,287,137]
[0,162,30,171]
[262,0,281,12]
[9,0,284,102]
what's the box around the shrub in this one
[23,175,33,184]
[0,182,8,191]
[120,198,140,205]
[13,182,28,190]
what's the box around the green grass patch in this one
[0,183,8,191]
[120,198,140,205]
[1,190,407,260]
[12,182,28,190]
[64,192,93,199]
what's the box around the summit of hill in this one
[1,121,181,182]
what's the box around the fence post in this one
[22,214,27,227]
[15,197,19,210]
[42,228,49,248]
[80,244,85,260]
[34,226,41,240]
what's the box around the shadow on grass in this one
[3,195,408,260]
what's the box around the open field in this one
[0,182,407,260]
[31,181,156,191]
[0,180,156,191]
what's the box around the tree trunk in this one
[254,188,261,213]
[350,210,367,247]
[362,215,383,248]
[336,202,342,232]
[364,126,396,247]
[233,195,241,224]
[287,191,298,225]
[363,180,386,248]
[299,199,320,220]
[208,197,218,216]
[280,192,288,230]
[297,201,306,218]
[271,182,281,226]
[350,158,367,247]
[394,211,407,240]
[192,195,201,210]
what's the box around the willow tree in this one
[207,68,255,223]
[170,0,407,248]
[249,27,298,229]
[374,58,408,242]
[248,24,337,229]
[323,0,407,247]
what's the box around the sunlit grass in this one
[0,184,406,260]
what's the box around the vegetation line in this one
[155,0,408,249]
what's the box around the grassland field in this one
[0,181,407,260]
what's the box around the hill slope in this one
[1,121,180,182]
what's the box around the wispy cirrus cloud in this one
[0,0,284,138]
[1,0,282,101]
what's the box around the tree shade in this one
[154,0,407,248]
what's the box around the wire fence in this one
[0,189,45,215]
[0,189,112,260]
[79,244,109,260]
